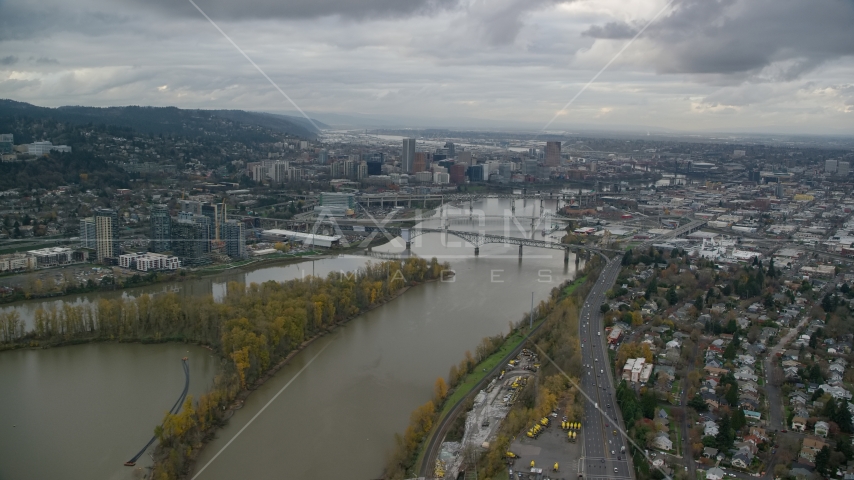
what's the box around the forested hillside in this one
[0,99,323,139]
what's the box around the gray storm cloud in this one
[582,0,854,80]
[0,0,852,134]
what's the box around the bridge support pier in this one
[564,248,569,264]
[474,246,479,257]
[405,241,411,250]
[519,245,523,258]
[408,198,411,208]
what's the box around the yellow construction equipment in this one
[554,462,559,472]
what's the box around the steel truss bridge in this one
[382,227,618,260]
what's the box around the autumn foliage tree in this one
[2,258,449,480]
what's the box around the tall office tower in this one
[172,216,211,266]
[356,162,368,180]
[80,217,96,249]
[222,219,247,259]
[498,163,513,183]
[193,215,212,253]
[449,163,467,184]
[412,152,427,173]
[545,141,561,167]
[256,164,271,182]
[330,161,345,179]
[94,208,119,262]
[838,162,850,178]
[457,151,473,166]
[201,203,222,241]
[444,142,456,157]
[402,138,416,173]
[271,161,289,183]
[343,159,356,178]
[366,160,382,175]
[825,159,838,174]
[523,159,539,176]
[318,149,329,164]
[775,182,784,198]
[150,204,172,252]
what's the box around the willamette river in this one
[0,197,584,480]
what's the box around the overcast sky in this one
[1,0,853,134]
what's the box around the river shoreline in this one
[177,271,452,479]
[0,238,392,308]
[0,258,450,478]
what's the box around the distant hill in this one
[0,99,327,139]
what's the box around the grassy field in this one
[0,241,60,255]
[196,259,257,273]
[563,275,587,297]
[193,251,323,274]
[672,422,682,456]
[438,326,539,419]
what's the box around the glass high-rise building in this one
[79,217,97,249]
[172,215,211,266]
[222,219,247,259]
[545,141,561,167]
[150,204,171,252]
[402,138,416,173]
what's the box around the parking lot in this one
[509,420,582,480]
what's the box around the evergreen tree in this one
[823,397,837,419]
[646,277,658,299]
[716,413,733,450]
[667,287,678,306]
[822,293,837,312]
[732,409,747,431]
[688,393,708,411]
[641,389,658,419]
[837,436,853,457]
[725,383,739,406]
[833,400,853,433]
[815,446,831,476]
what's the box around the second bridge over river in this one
[376,227,620,261]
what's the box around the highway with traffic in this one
[579,255,633,480]
[577,223,707,480]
